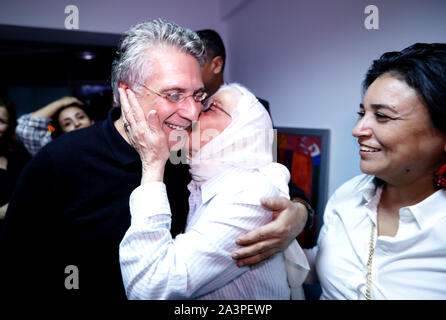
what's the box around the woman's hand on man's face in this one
[119,87,170,183]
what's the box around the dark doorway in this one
[0,24,121,119]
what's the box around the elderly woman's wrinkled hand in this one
[119,87,169,183]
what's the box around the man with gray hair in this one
[0,19,307,300]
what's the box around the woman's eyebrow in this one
[371,103,399,114]
[360,103,399,114]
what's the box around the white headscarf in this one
[188,83,283,184]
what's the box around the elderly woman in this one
[119,83,309,299]
[306,43,446,299]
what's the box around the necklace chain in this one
[366,222,376,300]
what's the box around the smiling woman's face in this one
[190,87,240,153]
[352,74,446,185]
[58,106,94,133]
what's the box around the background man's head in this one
[196,29,271,116]
[196,29,226,97]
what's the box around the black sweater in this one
[0,108,190,300]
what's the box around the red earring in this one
[433,163,446,189]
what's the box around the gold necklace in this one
[365,222,376,300]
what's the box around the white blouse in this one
[306,174,446,300]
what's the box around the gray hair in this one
[111,18,205,105]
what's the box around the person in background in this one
[305,43,446,299]
[0,97,31,223]
[50,101,95,139]
[196,29,270,113]
[15,96,94,155]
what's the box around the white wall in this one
[2,0,446,196]
[0,0,227,38]
[223,0,446,196]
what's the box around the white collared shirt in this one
[306,174,446,300]
[119,167,292,300]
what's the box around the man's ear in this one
[119,82,128,90]
[211,56,223,75]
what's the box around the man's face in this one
[200,59,215,94]
[200,55,223,96]
[134,47,204,150]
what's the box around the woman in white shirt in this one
[305,43,446,299]
[118,83,309,299]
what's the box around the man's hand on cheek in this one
[119,87,169,183]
